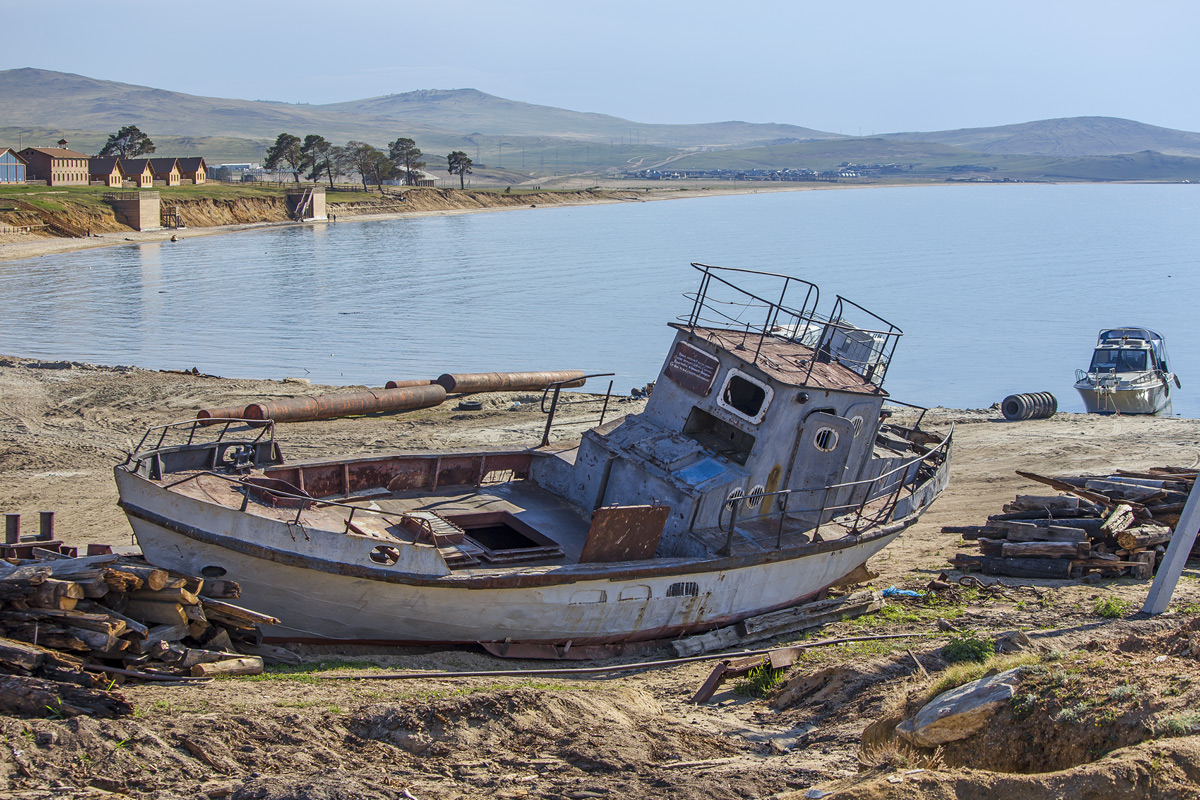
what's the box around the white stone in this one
[895,667,1022,747]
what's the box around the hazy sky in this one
[4,0,1197,134]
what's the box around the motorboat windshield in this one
[1089,348,1149,373]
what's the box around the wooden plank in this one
[953,555,1073,579]
[123,600,188,626]
[1001,541,1089,558]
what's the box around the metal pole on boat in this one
[1142,476,1200,614]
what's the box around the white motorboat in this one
[114,264,952,656]
[1075,327,1179,416]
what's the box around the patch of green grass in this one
[245,659,383,683]
[1055,699,1100,724]
[1094,596,1132,619]
[926,652,1043,700]
[943,630,995,663]
[733,664,788,698]
[1154,712,1200,737]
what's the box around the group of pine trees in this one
[264,134,473,191]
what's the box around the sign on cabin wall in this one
[666,342,721,396]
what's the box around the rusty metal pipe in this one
[197,405,251,426]
[436,371,586,395]
[243,385,447,423]
[384,379,437,390]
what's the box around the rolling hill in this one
[3,68,1200,181]
[876,117,1200,158]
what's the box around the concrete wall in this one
[107,192,161,231]
[286,186,326,220]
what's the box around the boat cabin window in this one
[715,370,773,424]
[683,406,756,465]
[1090,348,1148,373]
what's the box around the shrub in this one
[734,664,787,698]
[943,630,995,663]
[1094,595,1132,619]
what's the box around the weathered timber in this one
[1016,471,1129,509]
[673,591,881,657]
[102,570,143,593]
[1007,495,1080,511]
[1001,541,1090,558]
[79,603,148,639]
[189,656,264,677]
[0,673,130,718]
[128,587,200,606]
[978,538,1005,557]
[199,580,241,599]
[1005,524,1089,543]
[1101,504,1136,535]
[122,600,188,626]
[19,609,126,636]
[989,517,1106,533]
[953,555,1073,579]
[112,565,168,591]
[1117,527,1174,551]
[199,598,279,628]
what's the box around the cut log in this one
[19,609,126,637]
[1001,541,1090,558]
[128,588,200,606]
[143,623,190,644]
[102,570,143,593]
[112,565,168,591]
[1117,527,1174,551]
[122,600,188,626]
[0,673,131,718]
[1101,504,1136,536]
[189,656,264,678]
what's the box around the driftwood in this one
[0,673,130,718]
[1117,526,1174,551]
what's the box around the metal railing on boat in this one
[716,426,953,555]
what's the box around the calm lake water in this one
[2,184,1198,416]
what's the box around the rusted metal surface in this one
[196,406,250,426]
[579,505,670,563]
[265,452,535,498]
[244,385,447,423]
[436,371,586,394]
[384,379,436,389]
[664,341,721,396]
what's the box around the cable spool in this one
[1001,392,1058,421]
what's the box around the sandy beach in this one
[0,182,854,263]
[1,355,1199,798]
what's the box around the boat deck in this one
[163,466,872,569]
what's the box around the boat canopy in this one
[1092,327,1172,375]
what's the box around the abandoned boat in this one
[1074,327,1180,416]
[114,264,952,652]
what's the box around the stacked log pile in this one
[0,553,282,717]
[946,467,1195,581]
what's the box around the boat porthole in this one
[200,565,227,578]
[814,427,839,451]
[746,485,766,508]
[368,545,401,566]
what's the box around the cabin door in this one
[785,411,854,527]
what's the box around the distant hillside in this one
[317,88,838,146]
[0,68,836,152]
[876,117,1200,158]
[663,137,1200,182]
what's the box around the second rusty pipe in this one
[437,371,586,395]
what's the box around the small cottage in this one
[88,157,125,187]
[177,157,207,184]
[119,160,155,189]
